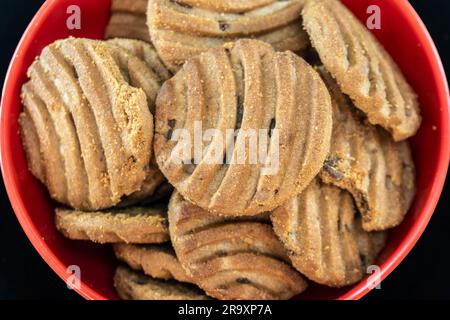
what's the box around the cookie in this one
[271,178,387,287]
[114,243,193,283]
[302,0,421,141]
[55,205,169,244]
[19,38,154,210]
[318,68,416,231]
[106,0,151,42]
[114,266,209,300]
[155,39,332,215]
[107,38,173,205]
[168,192,308,300]
[147,0,309,71]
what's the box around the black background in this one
[0,0,449,300]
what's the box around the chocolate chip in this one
[165,119,177,140]
[236,277,251,284]
[168,119,176,128]
[218,20,230,31]
[324,156,339,167]
[359,253,368,268]
[323,156,344,180]
[269,118,276,137]
[129,155,137,164]
[165,129,173,140]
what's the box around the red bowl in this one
[1,0,449,300]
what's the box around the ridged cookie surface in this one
[155,40,332,215]
[107,38,171,105]
[106,0,151,42]
[55,205,169,244]
[19,38,155,210]
[271,178,387,287]
[318,68,416,231]
[303,0,421,141]
[114,266,209,300]
[168,192,308,300]
[147,0,309,71]
[114,243,193,283]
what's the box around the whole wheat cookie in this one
[271,178,387,287]
[107,38,173,204]
[106,0,151,42]
[147,0,309,71]
[318,68,416,231]
[114,243,193,283]
[19,38,155,210]
[55,205,169,244]
[168,192,308,300]
[302,0,421,141]
[155,40,332,216]
[114,266,210,300]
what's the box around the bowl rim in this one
[1,0,449,300]
[0,0,107,300]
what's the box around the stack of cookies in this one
[19,0,420,300]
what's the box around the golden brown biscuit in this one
[168,192,308,300]
[106,0,151,42]
[114,266,210,300]
[106,38,173,204]
[55,205,169,244]
[114,243,193,283]
[19,38,154,210]
[147,0,309,71]
[318,68,416,231]
[155,40,332,215]
[271,178,387,287]
[302,0,421,141]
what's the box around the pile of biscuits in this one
[19,0,420,300]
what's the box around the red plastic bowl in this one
[1,0,449,300]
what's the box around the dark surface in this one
[0,0,449,300]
